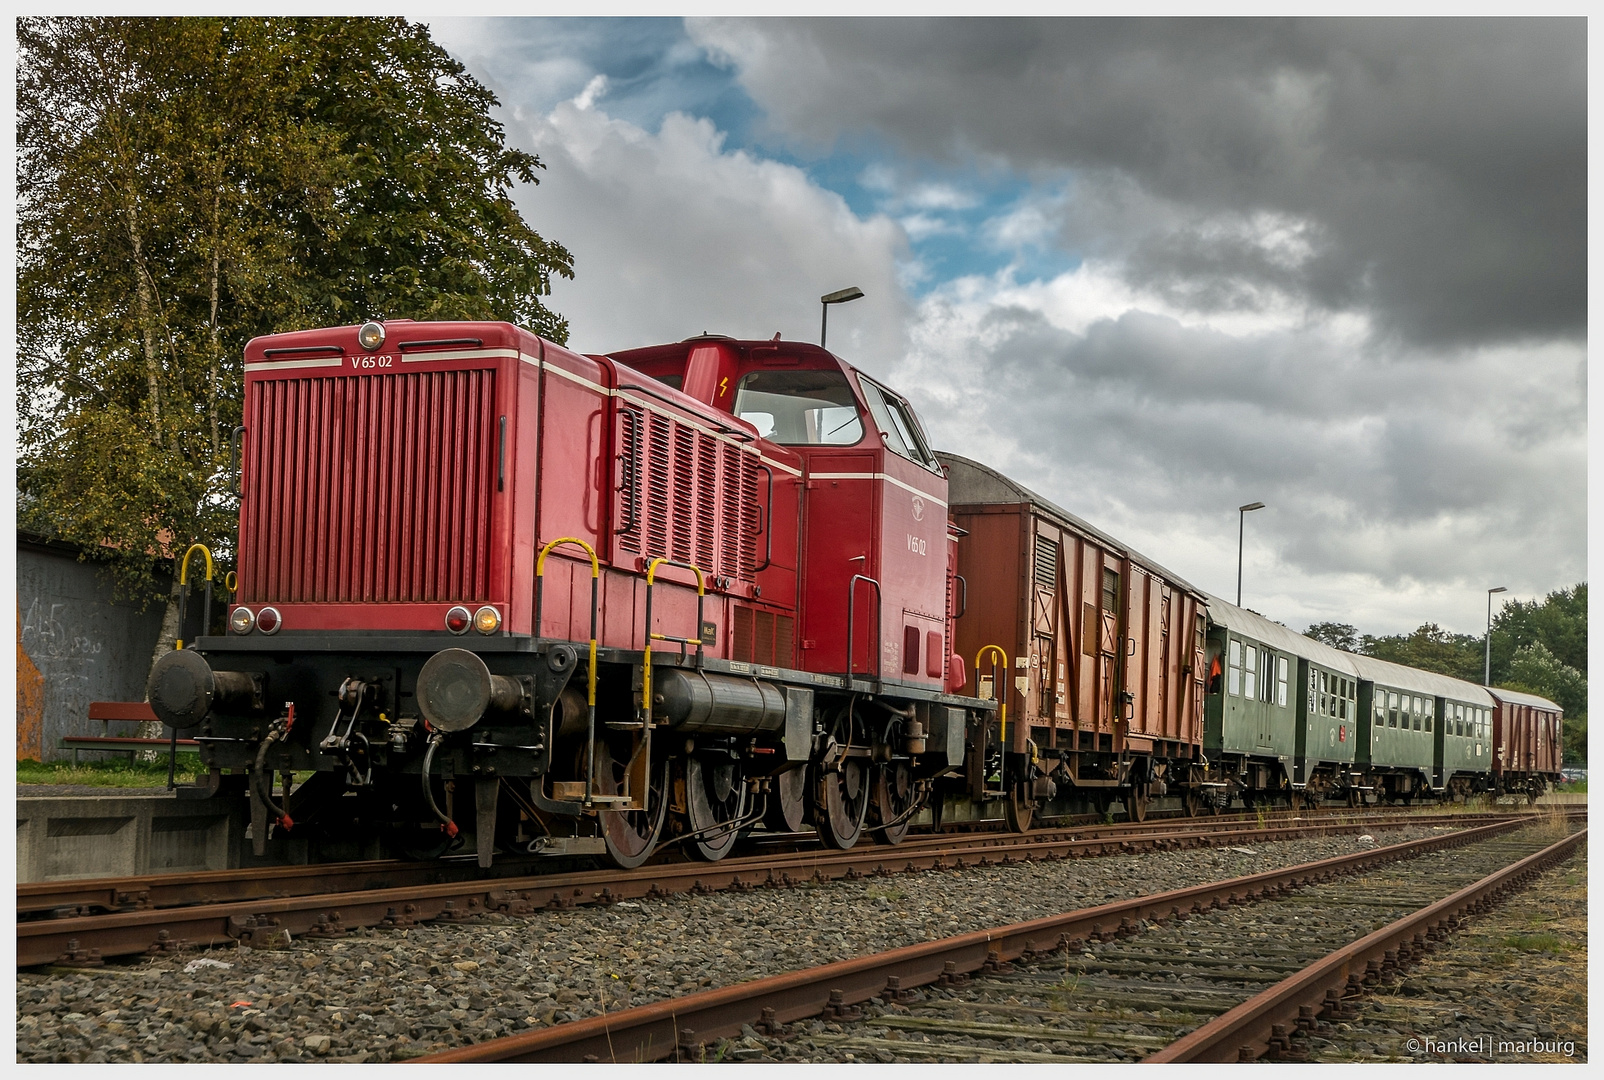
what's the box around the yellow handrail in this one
[179,543,214,586]
[535,537,602,805]
[642,558,707,729]
[175,543,215,650]
[976,644,1009,753]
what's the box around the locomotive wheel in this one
[764,765,810,834]
[1123,786,1149,823]
[871,760,916,845]
[816,757,870,850]
[1005,784,1035,833]
[685,753,748,861]
[595,741,668,870]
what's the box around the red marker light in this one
[445,606,471,635]
[256,607,281,634]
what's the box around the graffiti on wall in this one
[17,602,46,760]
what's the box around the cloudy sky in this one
[430,17,1587,639]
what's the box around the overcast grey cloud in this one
[428,17,1585,637]
[690,18,1586,348]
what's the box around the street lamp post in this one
[819,286,864,348]
[1236,502,1265,607]
[1485,586,1507,685]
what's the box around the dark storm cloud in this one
[692,18,1586,348]
[890,300,1584,609]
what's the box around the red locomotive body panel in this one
[1488,687,1563,781]
[941,453,1205,782]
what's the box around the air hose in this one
[252,705,296,831]
[421,732,459,838]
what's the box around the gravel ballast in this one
[16,821,1468,1062]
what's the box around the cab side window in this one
[858,377,939,471]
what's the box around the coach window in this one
[1244,645,1258,700]
[1424,700,1432,733]
[1228,639,1243,696]
[1388,691,1399,728]
[734,369,864,445]
[1276,656,1289,707]
[1374,694,1386,729]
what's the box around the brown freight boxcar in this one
[939,453,1207,827]
[1487,687,1564,802]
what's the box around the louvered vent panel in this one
[695,433,718,572]
[1034,536,1059,592]
[775,614,795,668]
[242,369,496,604]
[738,453,759,578]
[617,408,643,554]
[719,444,743,579]
[646,414,671,557]
[733,605,755,661]
[671,426,694,561]
[756,609,776,664]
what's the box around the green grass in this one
[1554,780,1587,792]
[1501,933,1566,955]
[18,753,205,788]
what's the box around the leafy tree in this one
[18,17,574,671]
[1304,621,1359,651]
[1359,623,1484,683]
[1490,584,1587,677]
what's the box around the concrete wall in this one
[16,538,170,761]
[17,792,243,881]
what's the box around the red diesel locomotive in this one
[150,318,1045,868]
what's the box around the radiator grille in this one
[617,406,761,580]
[241,369,497,604]
[733,606,794,667]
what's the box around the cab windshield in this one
[733,369,864,445]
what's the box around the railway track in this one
[414,814,1585,1063]
[17,806,1530,969]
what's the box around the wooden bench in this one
[59,702,198,764]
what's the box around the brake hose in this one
[421,732,459,838]
[252,705,296,831]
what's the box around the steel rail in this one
[1145,824,1588,1063]
[19,805,1507,918]
[412,815,1555,1063]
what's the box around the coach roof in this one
[1201,593,1362,677]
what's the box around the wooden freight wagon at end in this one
[1487,686,1564,802]
[938,452,1207,826]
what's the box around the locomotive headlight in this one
[358,320,386,351]
[474,605,501,635]
[230,607,255,634]
[256,606,282,634]
[445,606,472,635]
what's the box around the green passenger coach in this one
[1201,596,1364,809]
[1349,654,1495,803]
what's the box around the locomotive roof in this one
[936,452,1205,599]
[1346,652,1494,706]
[608,336,842,368]
[1200,593,1361,676]
[1485,686,1563,714]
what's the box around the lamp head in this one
[821,286,865,305]
[1239,501,1266,513]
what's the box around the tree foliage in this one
[18,16,573,604]
[1304,621,1359,652]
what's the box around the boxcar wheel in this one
[1005,784,1035,833]
[817,757,870,849]
[596,741,668,870]
[871,760,916,845]
[685,753,747,862]
[763,764,810,834]
[1124,786,1149,823]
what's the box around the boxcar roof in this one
[1347,653,1494,706]
[1486,686,1563,714]
[937,452,1205,599]
[1201,593,1361,676]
